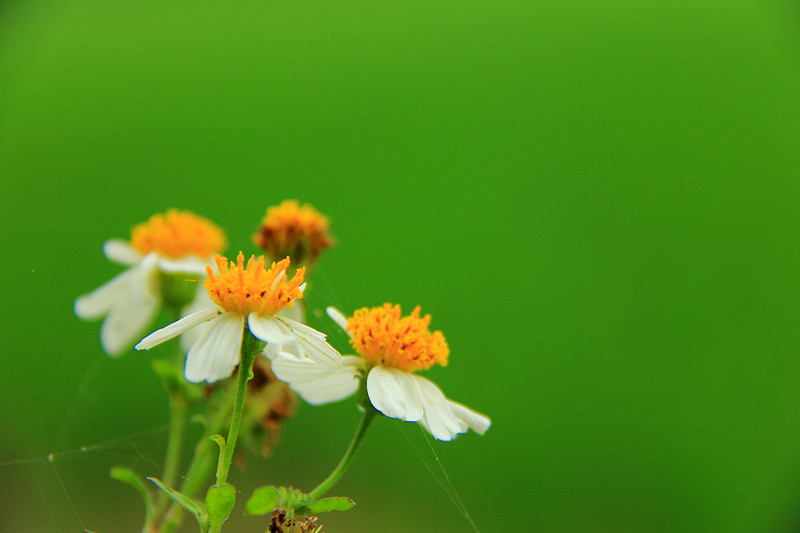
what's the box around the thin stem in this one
[308,405,377,501]
[152,333,189,522]
[217,346,256,485]
[157,381,238,533]
[158,396,186,500]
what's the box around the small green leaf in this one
[299,496,356,515]
[210,435,226,485]
[110,467,154,526]
[147,477,208,530]
[206,483,236,533]
[245,485,280,516]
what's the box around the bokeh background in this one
[3,1,800,532]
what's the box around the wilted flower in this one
[253,200,334,271]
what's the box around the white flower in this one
[135,253,341,384]
[75,225,221,357]
[270,304,491,441]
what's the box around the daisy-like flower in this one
[135,252,342,384]
[271,303,491,441]
[253,200,334,270]
[74,209,226,356]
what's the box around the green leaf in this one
[147,477,208,531]
[244,485,280,516]
[206,483,236,533]
[110,467,154,526]
[210,434,226,485]
[299,496,356,515]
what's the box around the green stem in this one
[152,334,190,523]
[158,382,238,533]
[308,404,377,501]
[155,395,186,510]
[217,346,257,485]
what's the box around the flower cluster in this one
[75,202,491,533]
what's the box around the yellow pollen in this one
[253,200,334,265]
[205,252,305,316]
[347,304,449,372]
[131,209,226,259]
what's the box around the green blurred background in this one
[3,1,800,531]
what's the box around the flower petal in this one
[185,313,244,383]
[103,239,141,265]
[275,316,342,365]
[366,366,425,422]
[276,316,327,340]
[270,356,361,405]
[248,314,295,346]
[325,306,351,336]
[136,307,219,350]
[447,401,491,435]
[74,268,137,320]
[413,375,470,442]
[101,291,160,357]
[157,255,211,274]
[179,281,216,352]
[276,300,305,323]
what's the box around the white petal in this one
[366,366,425,422]
[248,314,295,346]
[157,255,211,274]
[447,401,491,435]
[262,338,303,361]
[270,356,361,405]
[275,317,342,365]
[103,239,141,265]
[101,291,160,357]
[277,316,327,340]
[136,307,219,350]
[74,268,137,320]
[179,282,216,353]
[325,306,352,337]
[79,255,160,356]
[276,300,305,323]
[413,375,469,442]
[185,313,244,383]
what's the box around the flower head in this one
[136,252,341,384]
[347,304,448,372]
[131,209,226,259]
[206,253,305,316]
[253,200,334,269]
[270,304,491,441]
[75,209,226,356]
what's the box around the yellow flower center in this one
[131,209,226,259]
[205,252,305,316]
[253,200,334,266]
[347,304,449,372]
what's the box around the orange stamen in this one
[131,209,226,259]
[347,304,449,372]
[205,252,305,316]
